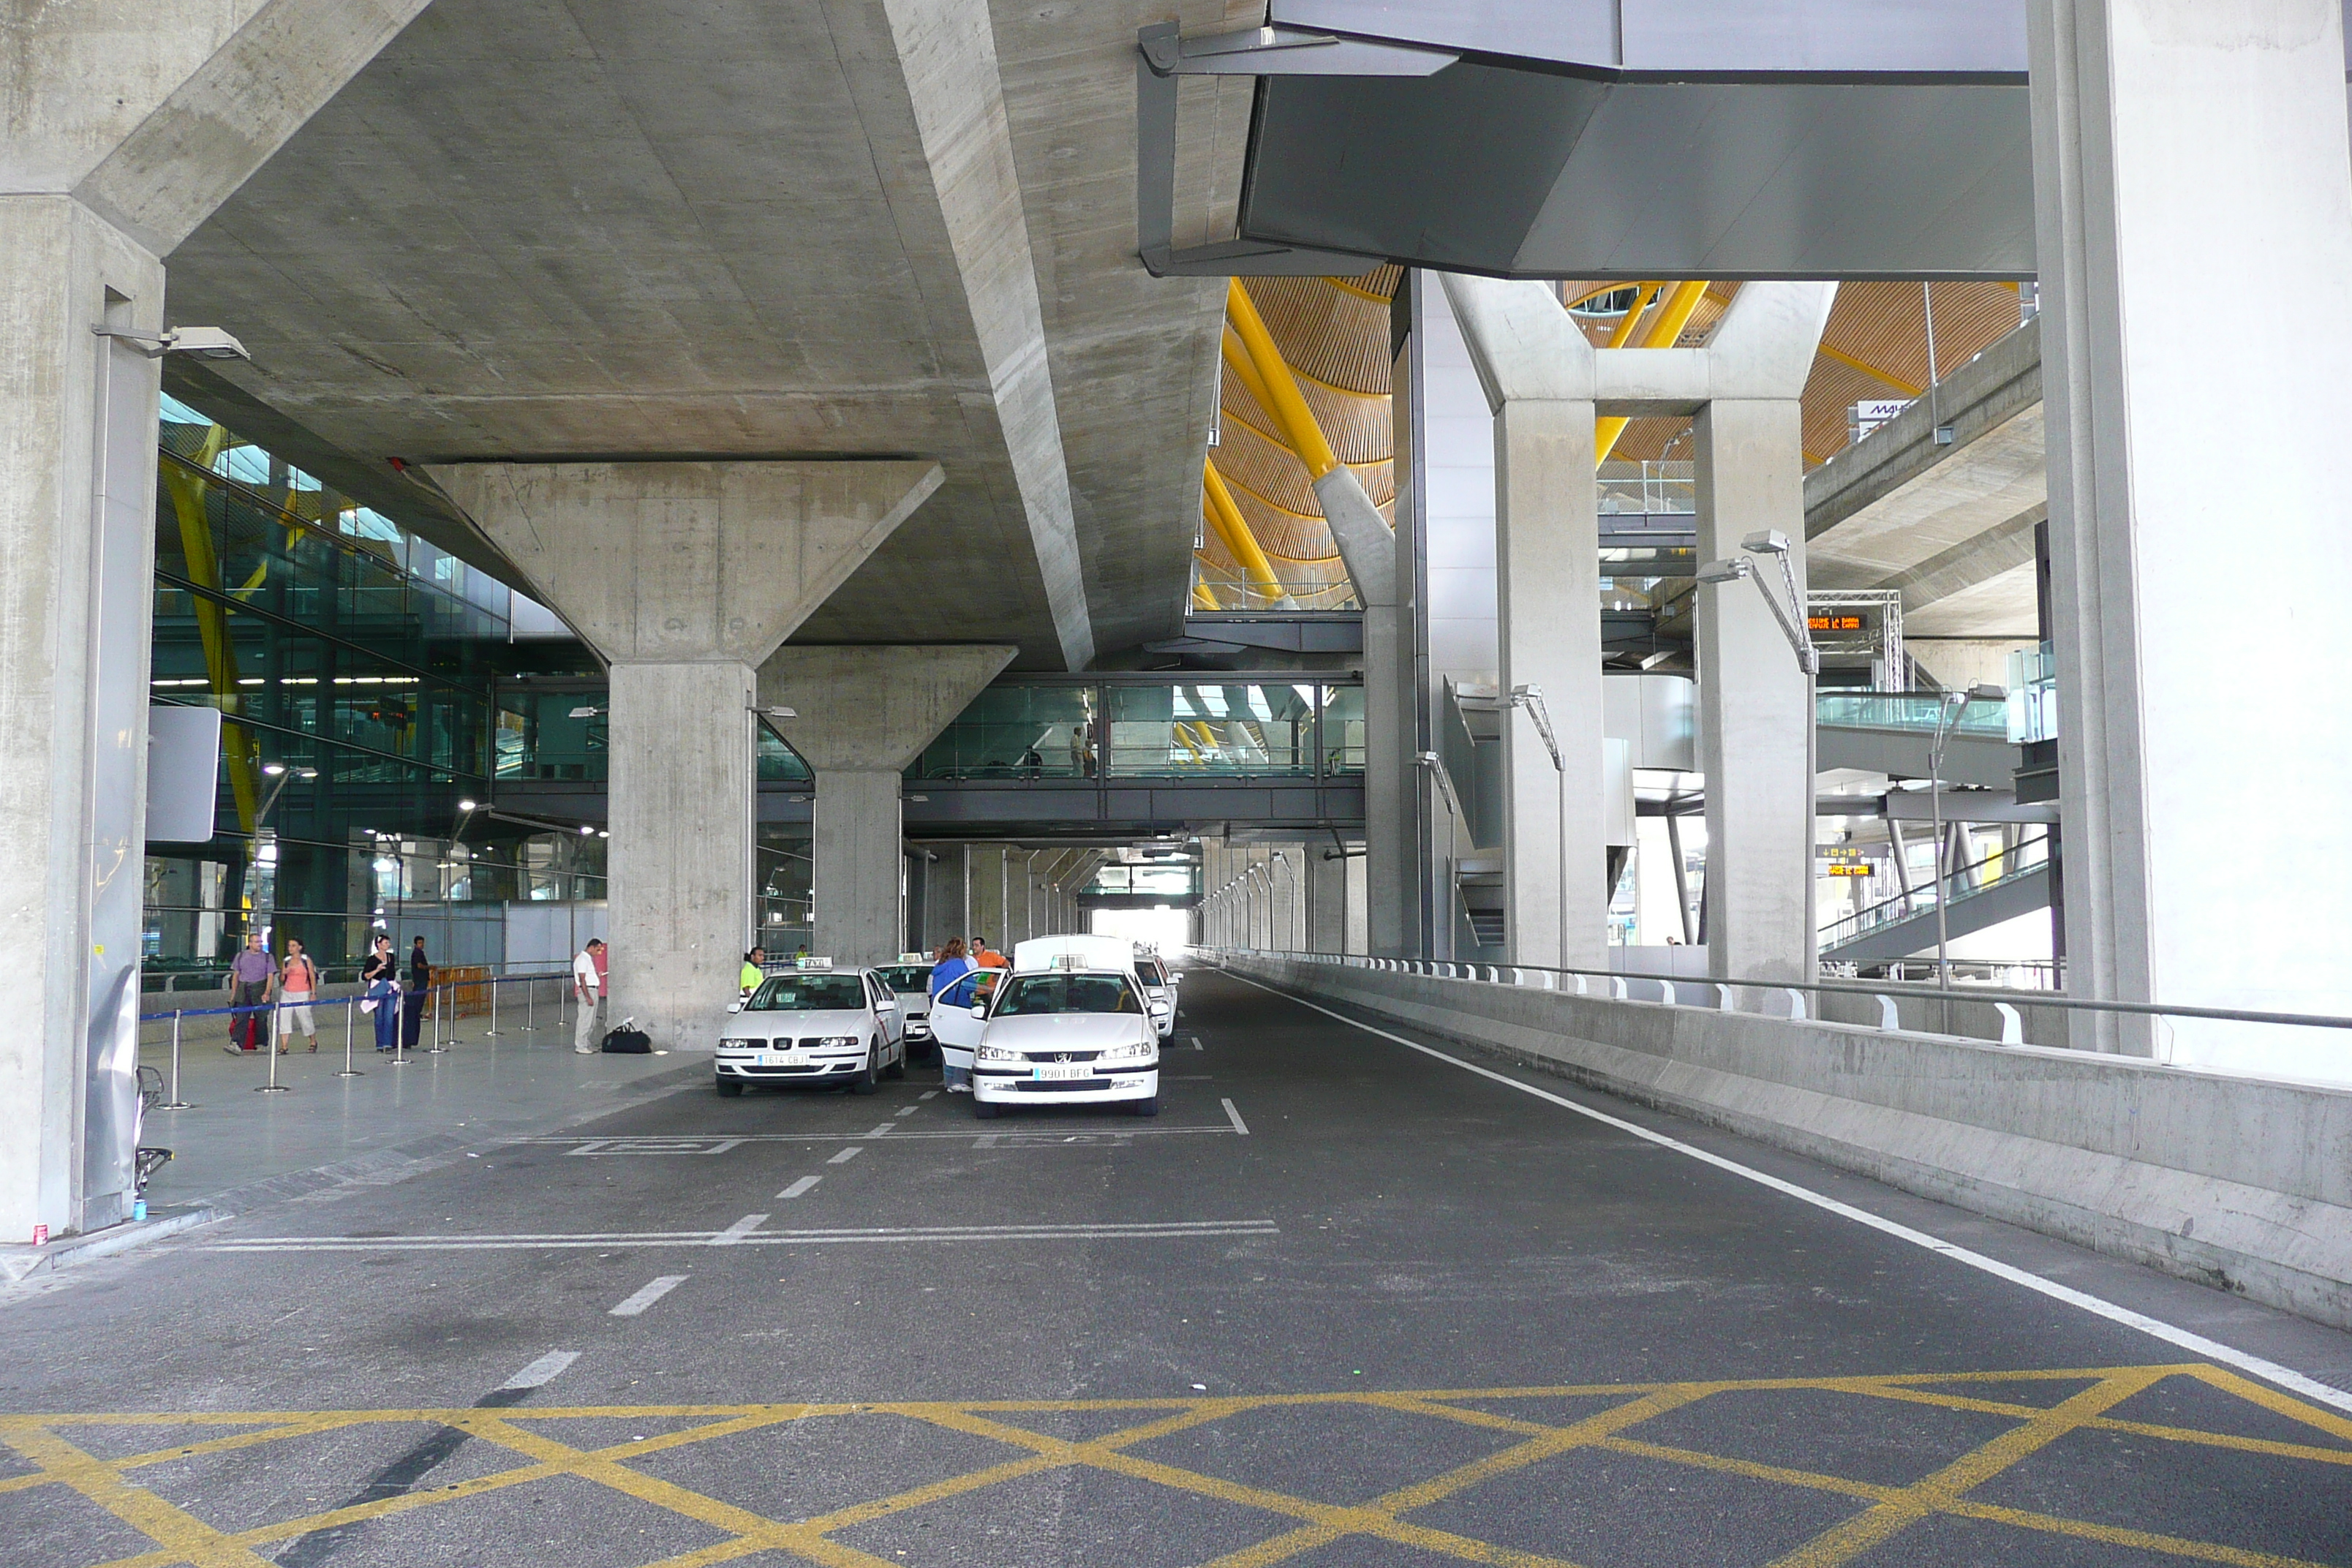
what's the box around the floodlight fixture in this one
[91,324,251,361]
[261,764,286,777]
[1696,557,1751,585]
[457,799,478,812]
[578,823,596,835]
[1741,529,1792,555]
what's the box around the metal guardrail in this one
[1204,947,2352,1041]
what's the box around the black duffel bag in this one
[601,1019,652,1054]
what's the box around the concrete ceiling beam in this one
[757,644,1019,774]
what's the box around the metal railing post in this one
[336,994,363,1077]
[257,1000,290,1094]
[525,977,536,1033]
[426,983,448,1053]
[393,986,411,1066]
[485,976,501,1037]
[158,1012,192,1109]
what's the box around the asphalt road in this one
[7,967,2352,1567]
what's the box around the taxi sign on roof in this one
[794,956,834,970]
[897,951,926,964]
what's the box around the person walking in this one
[224,930,274,1055]
[276,936,320,1054]
[573,938,606,1054]
[401,936,432,1053]
[361,933,400,1052]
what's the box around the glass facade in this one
[1107,682,1320,777]
[145,396,603,984]
[911,685,1097,780]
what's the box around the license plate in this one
[1033,1064,1091,1081]
[758,1051,790,1067]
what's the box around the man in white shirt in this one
[573,938,606,1054]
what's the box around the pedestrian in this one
[402,936,432,1052]
[361,932,399,1052]
[276,935,320,1054]
[740,946,766,998]
[223,930,274,1055]
[573,938,606,1054]
[929,937,973,996]
[974,936,1009,970]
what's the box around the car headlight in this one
[905,1017,932,1034]
[1100,1039,1156,1062]
[718,1038,765,1050]
[815,1035,861,1049]
[976,1044,1020,1061]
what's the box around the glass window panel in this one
[1107,684,1314,776]
[911,685,1096,780]
[1319,685,1366,774]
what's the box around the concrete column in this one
[1695,401,1816,987]
[1443,275,1609,972]
[2029,1,2352,1071]
[1371,331,1420,959]
[1308,845,1346,953]
[436,462,943,1046]
[758,645,1015,968]
[0,0,438,1248]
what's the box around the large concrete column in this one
[2029,1,2352,1071]
[436,462,942,1046]
[0,0,431,1244]
[1444,275,1609,972]
[758,645,1015,968]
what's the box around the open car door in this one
[928,968,999,1090]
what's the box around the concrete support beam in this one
[1308,845,1347,954]
[2029,0,2352,1071]
[1696,400,1818,988]
[1443,275,1609,972]
[880,0,1092,671]
[1,0,427,1244]
[435,461,943,1047]
[758,645,1015,967]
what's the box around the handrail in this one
[1205,947,2352,1035]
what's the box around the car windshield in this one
[1134,960,1166,986]
[874,965,932,992]
[747,974,867,1011]
[993,974,1140,1016]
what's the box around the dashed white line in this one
[919,1090,940,1101]
[207,1220,1279,1253]
[1190,1035,1205,1052]
[828,1147,864,1165]
[608,1276,686,1317]
[1221,1097,1249,1136]
[864,1123,899,1139]
[894,1107,919,1117]
[710,1213,767,1246]
[1221,968,2352,1415]
[777,1176,821,1199]
[500,1349,579,1389]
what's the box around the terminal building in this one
[10,4,2352,1564]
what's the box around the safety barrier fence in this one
[1197,946,2352,1056]
[136,968,578,1104]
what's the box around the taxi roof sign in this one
[897,951,926,965]
[794,955,834,970]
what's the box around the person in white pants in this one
[573,938,606,1054]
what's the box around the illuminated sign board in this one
[1822,847,1873,878]
[1808,614,1866,633]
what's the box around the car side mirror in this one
[727,1001,743,1014]
[971,1003,990,1019]
[877,997,897,1011]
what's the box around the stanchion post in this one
[336,993,363,1077]
[256,1002,290,1094]
[485,975,501,1037]
[426,983,448,1054]
[159,1011,193,1109]
[525,976,535,1033]
[393,985,411,1066]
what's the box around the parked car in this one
[872,959,937,1060]
[970,965,1161,1119]
[714,966,905,1096]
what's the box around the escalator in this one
[1820,835,2051,966]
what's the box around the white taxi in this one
[1133,953,1177,1039]
[872,957,938,1060]
[715,966,906,1096]
[969,963,1161,1119]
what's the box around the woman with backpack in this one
[276,936,321,1054]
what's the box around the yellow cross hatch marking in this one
[2,1363,2343,1568]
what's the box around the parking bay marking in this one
[777,1175,821,1199]
[1221,1098,1250,1136]
[508,1126,1243,1150]
[200,1218,1280,1254]
[499,1350,578,1389]
[827,1147,864,1165]
[608,1277,687,1316]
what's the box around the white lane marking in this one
[1191,1036,1205,1052]
[500,1349,579,1389]
[710,1213,767,1246]
[919,1090,940,1101]
[828,1147,864,1165]
[608,1276,687,1317]
[1223,969,2352,1414]
[865,1123,899,1138]
[1221,1098,1249,1136]
[777,1176,821,1199]
[894,1107,919,1117]
[207,1220,1279,1254]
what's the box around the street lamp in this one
[1696,530,1820,676]
[1927,681,2008,1004]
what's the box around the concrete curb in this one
[0,1206,226,1284]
